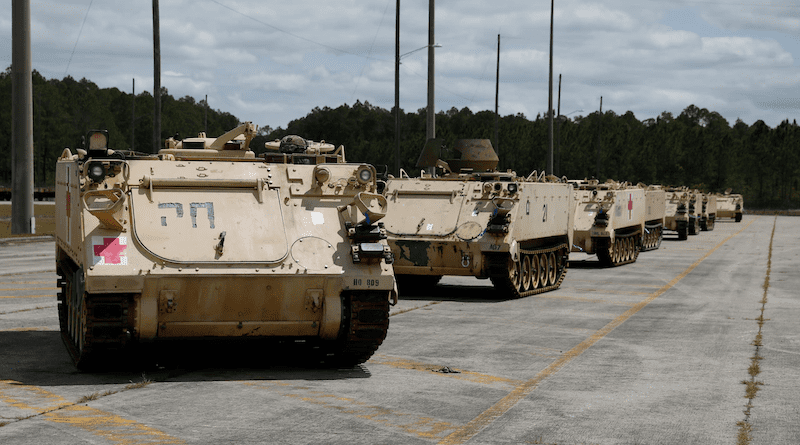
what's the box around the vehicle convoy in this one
[381,139,573,298]
[663,187,693,240]
[639,184,665,251]
[55,124,396,370]
[699,192,716,231]
[716,189,744,222]
[570,179,646,266]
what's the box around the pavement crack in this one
[737,216,776,445]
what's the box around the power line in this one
[64,0,94,77]
[208,0,389,61]
[351,0,393,101]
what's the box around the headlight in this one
[356,165,373,184]
[507,183,518,194]
[87,162,106,183]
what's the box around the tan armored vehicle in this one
[699,192,716,231]
[382,139,573,298]
[570,180,645,266]
[716,189,743,222]
[55,125,396,370]
[639,184,665,251]
[663,187,694,240]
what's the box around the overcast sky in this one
[1,0,798,132]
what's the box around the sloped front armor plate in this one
[130,188,288,263]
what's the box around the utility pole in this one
[152,0,161,153]
[131,79,135,151]
[11,0,34,234]
[494,34,500,153]
[426,0,435,143]
[205,94,208,134]
[596,96,603,180]
[394,0,400,176]
[547,0,555,176]
[556,73,561,176]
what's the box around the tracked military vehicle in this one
[639,184,665,251]
[716,189,743,222]
[699,192,716,231]
[382,139,573,299]
[664,187,692,240]
[570,180,645,266]
[55,124,396,370]
[686,189,703,236]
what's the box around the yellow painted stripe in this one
[438,218,759,445]
[369,354,524,389]
[0,380,185,444]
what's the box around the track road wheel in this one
[530,254,540,289]
[521,255,532,292]
[509,257,522,291]
[547,252,557,286]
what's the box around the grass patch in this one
[737,420,753,445]
[742,380,763,399]
[76,389,117,404]
[124,373,152,390]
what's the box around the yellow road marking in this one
[438,218,759,445]
[243,381,459,440]
[0,380,185,444]
[369,354,524,389]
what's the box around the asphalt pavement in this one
[1,215,797,444]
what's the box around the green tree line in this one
[1,71,797,208]
[0,69,239,188]
[258,102,799,209]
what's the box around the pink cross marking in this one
[94,237,126,264]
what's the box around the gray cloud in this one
[1,0,798,130]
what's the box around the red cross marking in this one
[94,237,126,264]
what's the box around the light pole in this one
[547,0,555,175]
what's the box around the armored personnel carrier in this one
[663,187,693,240]
[639,184,665,251]
[570,180,645,266]
[382,139,573,299]
[716,190,743,222]
[699,192,716,231]
[55,124,396,370]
